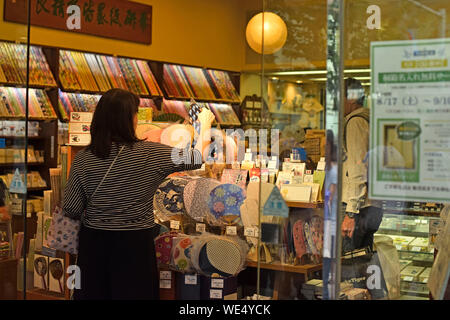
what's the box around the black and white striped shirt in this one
[62,141,202,231]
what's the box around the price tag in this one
[226,226,237,236]
[403,276,414,282]
[423,278,429,283]
[210,289,223,299]
[170,220,180,230]
[395,245,402,251]
[196,223,206,233]
[244,227,256,237]
[211,278,224,289]
[159,280,171,289]
[411,246,422,252]
[185,275,198,285]
[160,271,172,280]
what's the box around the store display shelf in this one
[0,82,58,90]
[400,290,429,298]
[164,95,240,104]
[17,289,65,300]
[377,229,430,238]
[383,209,440,217]
[0,136,44,140]
[286,201,324,209]
[0,116,57,121]
[246,260,322,274]
[0,162,44,167]
[397,249,434,255]
[27,186,49,191]
[60,88,162,99]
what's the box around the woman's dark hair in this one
[88,89,140,159]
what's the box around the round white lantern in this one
[245,12,288,55]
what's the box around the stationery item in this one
[68,133,91,146]
[292,148,307,161]
[276,171,292,189]
[313,171,326,199]
[70,112,93,123]
[220,169,248,191]
[280,185,312,202]
[303,183,321,202]
[249,168,261,182]
[154,177,192,221]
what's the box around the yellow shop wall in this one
[0,0,246,71]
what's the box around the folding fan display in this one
[208,184,245,225]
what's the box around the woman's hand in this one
[197,108,215,127]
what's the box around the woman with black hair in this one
[62,88,215,300]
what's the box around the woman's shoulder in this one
[134,140,170,150]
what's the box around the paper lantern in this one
[246,12,288,54]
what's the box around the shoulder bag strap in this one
[88,145,125,203]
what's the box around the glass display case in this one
[376,211,440,299]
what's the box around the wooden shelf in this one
[286,201,324,209]
[17,289,66,300]
[0,136,44,140]
[164,95,240,104]
[60,87,162,99]
[27,187,49,192]
[0,162,45,167]
[246,260,322,274]
[0,117,57,121]
[384,209,440,217]
[0,82,58,90]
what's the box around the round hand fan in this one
[208,184,244,225]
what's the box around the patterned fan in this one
[310,215,324,255]
[154,177,191,220]
[198,238,242,277]
[208,184,244,225]
[183,178,221,224]
[292,220,307,260]
[154,231,178,265]
[172,236,194,272]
